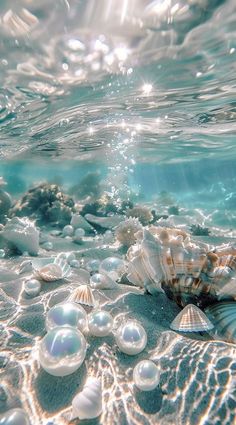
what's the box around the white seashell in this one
[71,377,102,420]
[2,217,39,255]
[69,284,95,307]
[90,273,119,290]
[33,254,71,282]
[170,304,214,332]
[70,213,95,232]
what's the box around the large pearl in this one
[0,408,30,425]
[99,257,126,281]
[62,225,74,237]
[39,327,87,376]
[115,322,147,355]
[46,302,87,332]
[133,360,160,391]
[88,310,113,337]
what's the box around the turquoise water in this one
[0,0,236,226]
[1,1,236,424]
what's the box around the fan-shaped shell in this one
[71,377,102,420]
[170,304,214,332]
[205,301,236,343]
[69,285,95,307]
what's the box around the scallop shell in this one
[33,255,71,282]
[170,304,214,332]
[127,227,236,307]
[69,285,95,307]
[205,301,236,343]
[71,377,102,420]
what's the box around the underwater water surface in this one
[1,1,236,425]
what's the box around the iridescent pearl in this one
[74,228,85,241]
[39,327,87,376]
[24,279,41,297]
[88,310,113,337]
[62,225,74,237]
[70,259,80,268]
[86,259,100,273]
[133,360,160,391]
[42,241,53,251]
[115,321,147,355]
[46,302,87,332]
[99,257,126,281]
[0,408,30,425]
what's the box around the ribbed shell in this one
[69,285,95,307]
[205,302,236,343]
[170,304,214,332]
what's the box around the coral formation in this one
[126,205,153,226]
[115,217,143,247]
[190,224,211,236]
[10,183,75,227]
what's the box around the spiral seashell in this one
[170,304,214,332]
[71,377,102,420]
[69,284,95,307]
[205,301,236,343]
[126,227,236,307]
[1,216,39,255]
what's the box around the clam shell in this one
[35,263,64,282]
[205,301,236,343]
[69,285,95,307]
[170,304,214,332]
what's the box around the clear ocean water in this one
[1,2,236,424]
[0,0,236,225]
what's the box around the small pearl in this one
[86,259,100,273]
[99,257,126,281]
[62,225,74,237]
[39,327,87,376]
[0,408,30,424]
[24,279,41,297]
[42,241,53,251]
[46,302,87,332]
[115,321,147,355]
[70,259,80,268]
[133,360,160,391]
[74,228,85,238]
[88,310,113,337]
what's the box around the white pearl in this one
[115,321,147,355]
[99,257,126,281]
[88,310,113,337]
[70,259,80,268]
[42,241,53,251]
[62,225,74,237]
[75,228,85,238]
[133,360,160,391]
[86,259,100,273]
[24,279,41,297]
[0,408,30,424]
[46,302,87,332]
[39,327,87,376]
